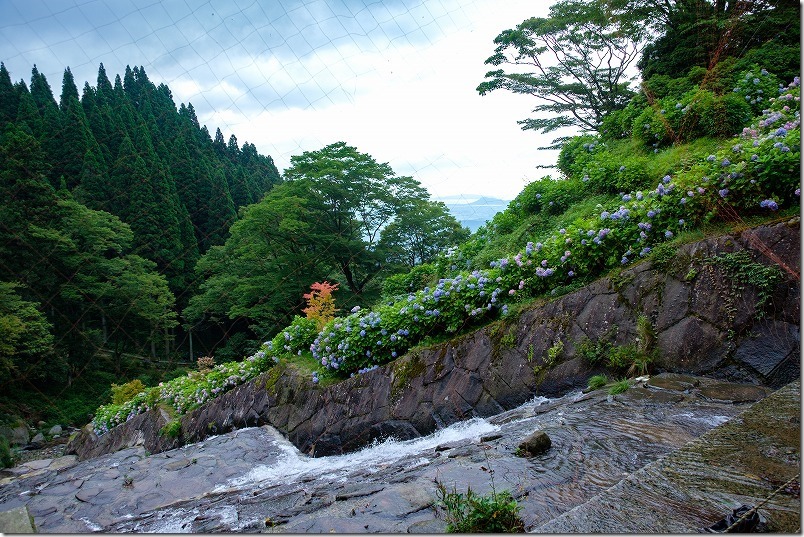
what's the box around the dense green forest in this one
[0,0,800,435]
[0,61,467,427]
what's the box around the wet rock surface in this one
[537,380,801,533]
[2,374,791,533]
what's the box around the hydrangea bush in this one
[268,316,319,356]
[91,348,272,435]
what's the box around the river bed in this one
[0,374,774,532]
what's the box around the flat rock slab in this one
[0,506,36,533]
[20,458,52,471]
[647,375,699,391]
[697,382,771,403]
[537,380,801,533]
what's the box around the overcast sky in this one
[0,0,572,202]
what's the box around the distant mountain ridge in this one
[442,195,509,232]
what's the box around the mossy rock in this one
[264,362,288,394]
[391,355,426,401]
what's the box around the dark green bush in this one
[214,332,259,363]
[699,93,753,138]
[0,437,14,469]
[632,105,674,149]
[600,99,646,141]
[736,44,800,85]
[557,135,602,178]
[382,263,439,299]
[642,73,696,101]
[584,153,652,194]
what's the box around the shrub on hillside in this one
[583,153,652,194]
[507,176,586,217]
[110,379,146,405]
[269,316,319,357]
[557,135,603,178]
[731,66,782,115]
[0,437,13,469]
[382,263,439,299]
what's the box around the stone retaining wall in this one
[67,219,801,460]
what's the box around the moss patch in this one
[390,354,426,402]
[264,362,287,394]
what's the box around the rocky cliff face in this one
[67,220,801,460]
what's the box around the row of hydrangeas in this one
[91,77,800,434]
[310,77,800,380]
[91,347,275,435]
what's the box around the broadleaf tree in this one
[187,142,468,340]
[283,141,441,298]
[476,0,649,146]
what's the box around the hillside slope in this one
[68,218,800,460]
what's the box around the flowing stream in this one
[0,376,763,533]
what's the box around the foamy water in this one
[217,416,501,492]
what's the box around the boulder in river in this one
[29,433,45,448]
[518,430,551,456]
[0,424,30,447]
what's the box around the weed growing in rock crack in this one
[436,482,524,533]
[546,338,564,364]
[709,250,783,317]
[160,420,181,439]
[123,474,134,488]
[648,241,678,271]
[577,336,608,365]
[608,379,631,395]
[635,315,655,353]
[587,374,609,391]
[499,331,517,349]
[534,339,563,376]
[607,344,638,369]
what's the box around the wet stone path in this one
[0,374,783,533]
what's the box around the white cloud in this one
[196,0,562,201]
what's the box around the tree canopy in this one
[477,0,648,143]
[638,0,801,82]
[185,142,468,335]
